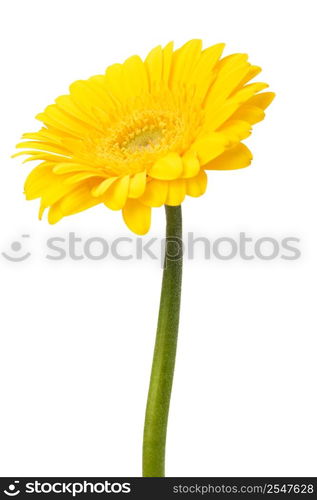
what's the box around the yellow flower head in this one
[15,40,274,234]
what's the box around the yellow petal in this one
[190,133,228,165]
[91,177,117,197]
[16,141,70,156]
[149,152,183,180]
[24,163,55,200]
[104,175,130,210]
[24,164,78,208]
[145,45,163,90]
[186,170,208,197]
[55,94,97,127]
[64,172,102,185]
[122,199,151,235]
[105,63,125,102]
[39,202,46,220]
[139,179,168,207]
[162,42,174,84]
[48,202,64,224]
[204,143,252,170]
[189,43,225,102]
[22,130,63,144]
[12,150,69,162]
[128,171,147,198]
[122,55,149,97]
[36,105,89,137]
[69,80,107,119]
[247,91,275,110]
[203,101,242,132]
[53,183,103,219]
[231,82,269,104]
[166,179,186,206]
[218,119,252,143]
[231,105,265,125]
[53,163,101,175]
[237,65,262,89]
[205,61,250,110]
[182,151,200,179]
[215,53,248,73]
[170,39,202,88]
[19,153,67,164]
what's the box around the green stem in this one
[142,205,183,477]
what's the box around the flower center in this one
[123,128,164,153]
[91,109,186,176]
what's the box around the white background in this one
[0,0,316,477]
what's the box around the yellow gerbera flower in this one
[15,40,274,234]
